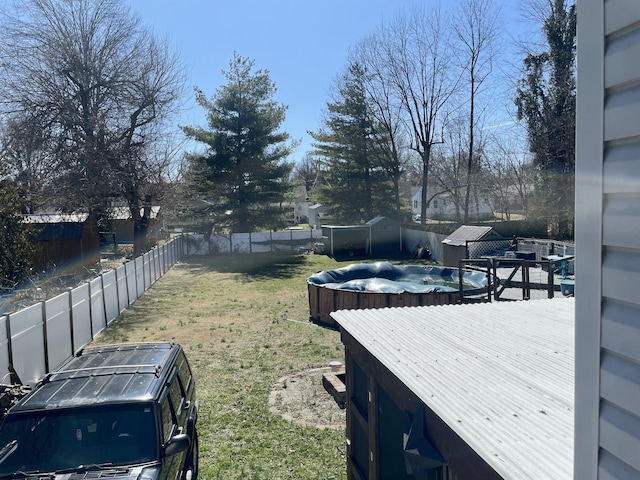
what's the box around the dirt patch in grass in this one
[268,366,346,430]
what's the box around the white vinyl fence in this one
[183,229,323,255]
[0,236,184,386]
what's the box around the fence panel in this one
[174,236,182,262]
[126,261,138,304]
[402,229,447,262]
[0,316,10,383]
[102,270,119,324]
[45,292,73,372]
[135,256,145,296]
[0,236,183,385]
[231,233,250,253]
[159,246,166,276]
[185,230,322,255]
[166,241,173,266]
[143,252,151,290]
[9,304,46,386]
[116,264,129,312]
[147,250,155,285]
[90,277,106,336]
[152,249,160,283]
[71,284,92,352]
[185,234,212,254]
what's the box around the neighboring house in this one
[289,185,310,225]
[411,188,493,220]
[107,206,163,243]
[280,185,310,225]
[574,2,640,478]
[23,213,100,271]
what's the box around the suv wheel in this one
[183,428,199,480]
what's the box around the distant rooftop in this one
[332,298,574,479]
[443,225,501,246]
[22,213,89,224]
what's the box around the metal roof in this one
[442,225,500,246]
[22,213,90,224]
[108,206,161,220]
[332,298,574,480]
[13,343,177,411]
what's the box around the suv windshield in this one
[0,403,157,474]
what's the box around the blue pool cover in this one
[307,262,487,294]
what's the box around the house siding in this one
[576,0,640,478]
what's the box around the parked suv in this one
[0,342,198,479]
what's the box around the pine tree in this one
[0,167,33,289]
[182,54,294,233]
[310,63,394,224]
[515,0,576,239]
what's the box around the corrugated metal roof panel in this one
[442,225,500,246]
[332,298,574,480]
[22,213,89,224]
[108,206,161,220]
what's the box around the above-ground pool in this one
[307,261,490,328]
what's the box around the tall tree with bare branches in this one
[453,0,501,223]
[350,36,410,220]
[364,5,461,225]
[0,0,186,255]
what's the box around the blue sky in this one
[129,1,533,160]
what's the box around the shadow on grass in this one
[178,251,310,280]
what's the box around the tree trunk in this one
[132,195,152,256]
[420,143,431,225]
[464,75,475,224]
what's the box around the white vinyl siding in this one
[576,0,640,478]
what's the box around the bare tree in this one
[292,154,320,197]
[453,0,501,223]
[369,5,461,225]
[430,118,470,221]
[350,39,410,219]
[0,0,185,255]
[483,133,535,220]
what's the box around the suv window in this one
[161,395,176,442]
[0,404,156,474]
[176,351,193,394]
[168,369,184,417]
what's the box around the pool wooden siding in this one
[308,283,462,328]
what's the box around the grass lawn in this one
[93,252,356,480]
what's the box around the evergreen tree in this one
[182,55,295,233]
[515,0,576,239]
[0,166,33,289]
[310,63,394,224]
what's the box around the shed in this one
[332,298,574,480]
[321,225,370,258]
[23,213,100,271]
[442,225,505,267]
[307,203,326,229]
[366,216,402,257]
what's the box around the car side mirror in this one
[164,433,190,457]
